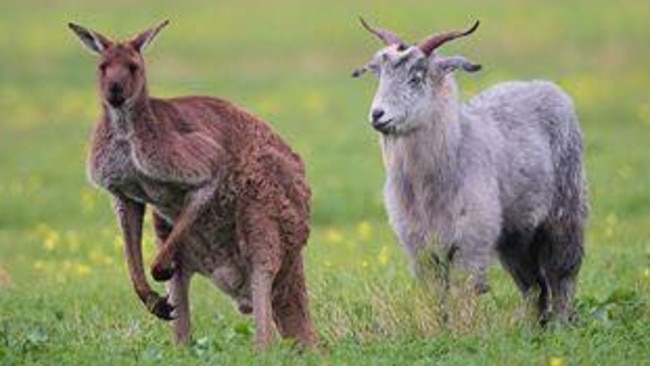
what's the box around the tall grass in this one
[1,0,650,364]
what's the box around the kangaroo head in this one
[69,20,169,109]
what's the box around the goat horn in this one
[359,16,406,47]
[418,20,480,56]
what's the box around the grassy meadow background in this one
[1,0,650,364]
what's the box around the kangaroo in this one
[69,20,316,350]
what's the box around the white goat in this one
[354,18,587,324]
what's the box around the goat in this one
[353,18,587,324]
[69,20,316,349]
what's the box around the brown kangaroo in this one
[69,20,316,350]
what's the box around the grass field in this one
[1,0,650,364]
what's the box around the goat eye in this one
[409,75,422,85]
[408,70,425,86]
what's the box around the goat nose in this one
[371,109,385,123]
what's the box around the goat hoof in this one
[238,300,253,314]
[151,262,175,282]
[474,282,491,295]
[147,294,176,321]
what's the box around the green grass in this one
[1,0,650,364]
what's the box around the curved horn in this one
[418,20,480,56]
[359,16,405,47]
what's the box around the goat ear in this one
[434,55,482,74]
[68,23,112,54]
[351,65,368,78]
[130,19,169,53]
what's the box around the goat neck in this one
[380,74,463,198]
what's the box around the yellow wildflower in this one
[101,256,114,266]
[378,246,390,266]
[80,189,97,213]
[548,356,565,366]
[55,272,66,284]
[113,235,123,250]
[90,248,114,266]
[62,260,73,271]
[66,231,80,252]
[303,92,325,114]
[34,223,49,235]
[325,229,344,245]
[89,249,103,262]
[74,263,91,277]
[356,221,372,242]
[44,230,60,251]
[641,268,650,282]
[604,213,617,238]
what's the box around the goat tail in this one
[542,109,588,285]
[551,115,589,226]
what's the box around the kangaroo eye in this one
[98,62,108,72]
[127,63,139,73]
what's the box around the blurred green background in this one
[1,0,649,364]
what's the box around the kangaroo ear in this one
[130,20,169,53]
[434,55,482,74]
[68,23,112,54]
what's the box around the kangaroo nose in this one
[371,108,385,123]
[107,83,125,107]
[109,83,123,96]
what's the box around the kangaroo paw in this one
[151,259,176,282]
[146,293,176,321]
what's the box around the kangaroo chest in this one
[90,136,245,284]
[89,138,186,213]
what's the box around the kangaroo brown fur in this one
[69,20,316,350]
